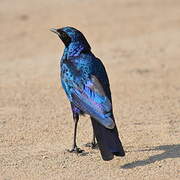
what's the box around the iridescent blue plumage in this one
[50,26,125,160]
[61,48,114,129]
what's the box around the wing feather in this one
[70,75,115,129]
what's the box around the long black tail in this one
[91,117,125,161]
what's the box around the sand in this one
[0,0,180,179]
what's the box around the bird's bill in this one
[49,28,59,35]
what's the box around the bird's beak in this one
[49,28,59,35]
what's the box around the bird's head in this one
[50,26,91,50]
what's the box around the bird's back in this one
[60,51,116,129]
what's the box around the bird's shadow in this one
[121,144,180,169]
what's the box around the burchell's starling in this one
[50,27,125,160]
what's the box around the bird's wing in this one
[70,75,115,129]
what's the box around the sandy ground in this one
[0,0,180,179]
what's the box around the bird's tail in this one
[91,117,125,161]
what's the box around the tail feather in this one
[91,117,125,161]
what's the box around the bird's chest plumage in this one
[61,54,92,78]
[60,53,94,99]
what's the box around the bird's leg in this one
[68,112,84,153]
[91,131,97,148]
[85,129,98,149]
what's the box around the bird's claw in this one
[85,142,98,149]
[67,146,84,154]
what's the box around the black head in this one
[50,27,71,46]
[50,26,90,49]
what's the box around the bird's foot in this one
[67,146,84,154]
[85,142,98,149]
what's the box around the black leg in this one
[91,131,97,148]
[85,128,98,149]
[68,108,84,153]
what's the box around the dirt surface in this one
[0,0,180,179]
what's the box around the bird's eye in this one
[59,31,71,46]
[61,32,66,38]
[59,31,68,39]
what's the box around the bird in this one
[50,26,125,161]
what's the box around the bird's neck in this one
[63,41,91,59]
